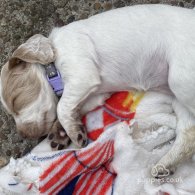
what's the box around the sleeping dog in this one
[1,4,195,177]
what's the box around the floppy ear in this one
[9,34,55,69]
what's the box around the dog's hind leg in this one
[153,54,195,178]
[154,100,195,178]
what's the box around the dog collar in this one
[45,63,64,97]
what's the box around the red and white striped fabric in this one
[39,140,115,194]
[39,92,135,194]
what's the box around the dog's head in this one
[0,34,58,139]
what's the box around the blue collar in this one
[45,63,64,97]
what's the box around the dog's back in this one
[50,5,195,92]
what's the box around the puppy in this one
[1,4,195,177]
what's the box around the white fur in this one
[48,5,195,171]
[1,4,195,173]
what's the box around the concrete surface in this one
[0,0,194,167]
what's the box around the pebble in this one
[179,1,184,6]
[0,120,4,129]
[72,5,79,11]
[67,15,75,23]
[1,18,6,26]
[0,156,8,167]
[151,0,160,3]
[171,1,178,5]
[0,132,7,140]
[6,150,12,156]
[80,13,88,19]
[55,19,65,27]
[94,2,102,10]
[113,0,125,8]
[104,2,113,10]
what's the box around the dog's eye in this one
[16,59,22,64]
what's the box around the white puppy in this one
[1,4,195,177]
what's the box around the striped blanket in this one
[40,91,139,195]
[1,91,195,195]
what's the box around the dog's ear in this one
[9,34,55,69]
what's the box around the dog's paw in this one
[48,120,72,150]
[48,129,71,150]
[151,163,176,179]
[68,125,88,148]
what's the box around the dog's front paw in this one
[151,163,176,179]
[48,120,71,150]
[67,125,88,148]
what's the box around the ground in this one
[0,0,194,167]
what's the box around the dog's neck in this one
[44,62,64,97]
[34,64,60,105]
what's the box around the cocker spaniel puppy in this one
[1,4,195,178]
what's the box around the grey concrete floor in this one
[0,0,194,167]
